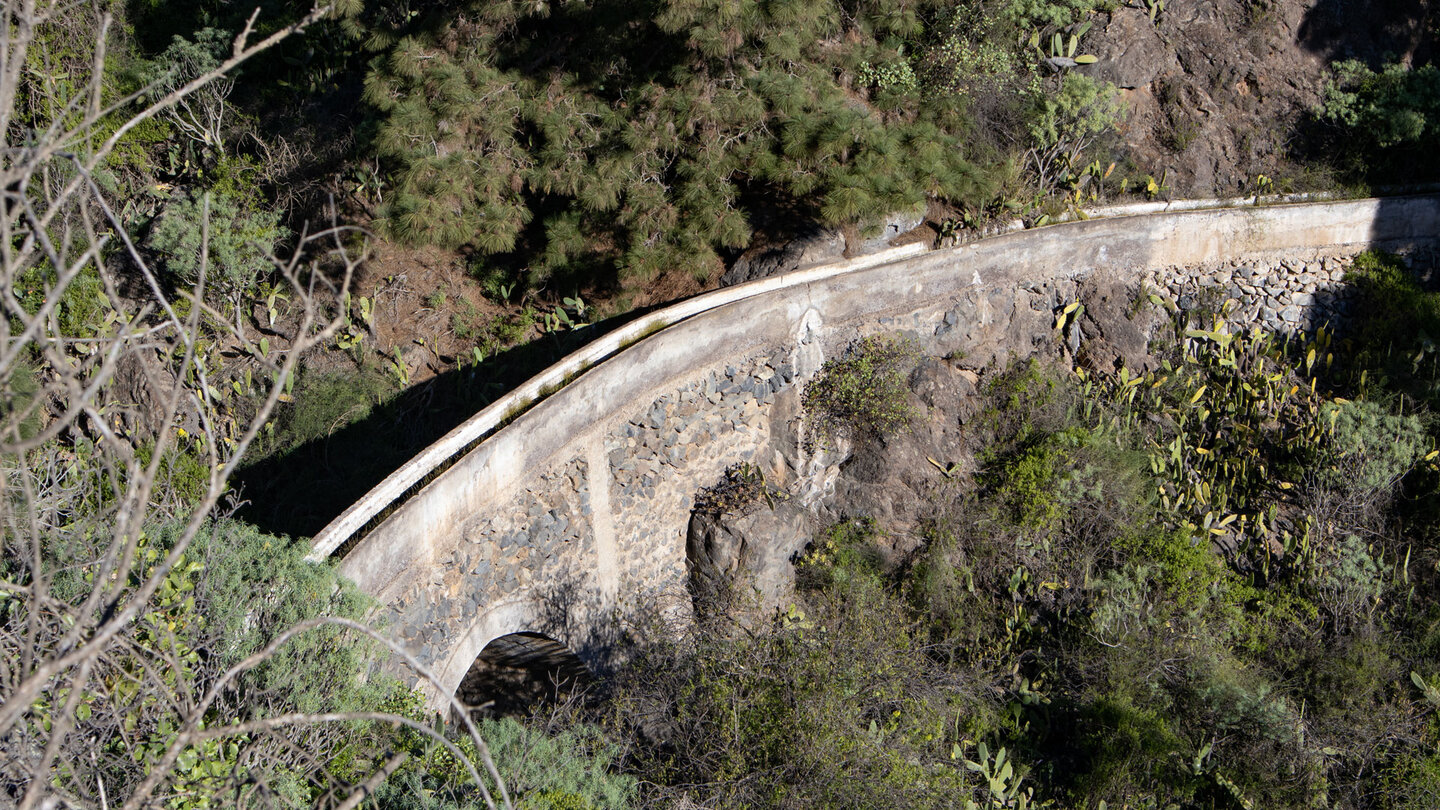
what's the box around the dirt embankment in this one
[1086,0,1435,196]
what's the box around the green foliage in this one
[611,566,991,810]
[0,360,42,441]
[258,365,398,458]
[1066,697,1191,808]
[802,334,920,449]
[146,187,288,301]
[478,718,635,810]
[1380,753,1440,809]
[857,58,920,97]
[988,427,1090,530]
[1028,73,1121,154]
[378,717,637,810]
[361,0,999,288]
[919,6,1027,99]
[1112,525,1226,609]
[1322,60,1440,148]
[23,516,403,808]
[136,442,212,509]
[177,521,389,713]
[1321,398,1427,491]
[14,263,110,339]
[1000,0,1115,28]
[1337,250,1440,406]
[797,516,887,590]
[1316,61,1440,182]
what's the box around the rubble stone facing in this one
[606,349,798,585]
[1144,246,1438,334]
[386,458,594,668]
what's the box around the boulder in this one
[720,225,844,286]
[686,501,815,614]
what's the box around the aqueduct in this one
[309,195,1440,709]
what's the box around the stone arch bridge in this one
[309,196,1440,709]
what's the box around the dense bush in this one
[357,0,1039,288]
[147,186,288,304]
[801,333,921,449]
[609,521,999,810]
[377,716,637,810]
[1322,60,1440,149]
[1318,60,1440,181]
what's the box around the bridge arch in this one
[455,630,590,718]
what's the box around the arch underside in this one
[455,631,590,718]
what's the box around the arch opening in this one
[453,632,590,719]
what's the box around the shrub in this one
[1381,753,1440,810]
[1066,697,1193,808]
[1320,398,1427,500]
[797,516,887,591]
[147,184,287,306]
[1028,73,1122,159]
[987,427,1094,531]
[380,715,636,810]
[1322,60,1440,149]
[0,359,42,441]
[1000,0,1116,28]
[802,334,921,449]
[260,365,398,457]
[918,7,1025,99]
[14,262,110,338]
[608,574,991,810]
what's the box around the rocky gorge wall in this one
[325,196,1440,709]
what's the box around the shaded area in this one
[1297,0,1434,64]
[454,633,591,720]
[1291,0,1440,186]
[234,308,641,540]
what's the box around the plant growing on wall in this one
[802,334,921,450]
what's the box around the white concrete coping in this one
[305,241,928,561]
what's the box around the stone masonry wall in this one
[1145,245,1439,333]
[383,458,595,668]
[605,348,801,602]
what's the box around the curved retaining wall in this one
[323,196,1440,707]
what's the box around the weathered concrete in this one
[322,196,1440,708]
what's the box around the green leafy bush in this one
[1028,72,1122,159]
[14,263,110,338]
[802,334,920,449]
[377,716,636,810]
[1000,0,1116,28]
[609,566,992,810]
[988,427,1092,530]
[1337,250,1440,406]
[147,186,287,302]
[1322,60,1440,148]
[260,365,399,458]
[1321,398,1427,491]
